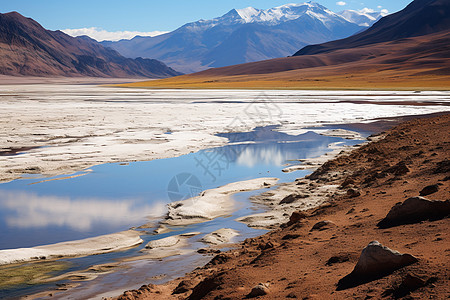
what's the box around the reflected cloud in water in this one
[0,190,166,231]
[234,143,332,167]
[236,146,285,167]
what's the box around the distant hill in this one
[294,0,450,56]
[0,12,181,78]
[122,0,450,90]
[102,2,373,74]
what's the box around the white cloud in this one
[359,7,389,16]
[360,7,375,13]
[62,27,169,42]
[377,5,382,9]
[336,1,347,5]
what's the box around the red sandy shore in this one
[114,113,450,300]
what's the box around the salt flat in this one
[0,85,449,183]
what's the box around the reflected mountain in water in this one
[215,126,338,167]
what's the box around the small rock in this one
[377,197,450,228]
[286,292,297,298]
[172,279,196,294]
[337,241,418,290]
[385,161,410,176]
[258,241,276,250]
[282,234,301,240]
[340,178,355,188]
[434,159,450,174]
[279,193,309,205]
[383,273,428,298]
[296,180,307,185]
[326,254,350,266]
[197,248,221,254]
[346,188,361,198]
[286,211,308,226]
[310,220,336,231]
[419,184,439,196]
[247,283,269,298]
[346,208,355,215]
[206,253,231,266]
[401,273,426,290]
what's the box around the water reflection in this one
[0,190,166,231]
[0,126,362,250]
[237,146,285,167]
[211,128,337,169]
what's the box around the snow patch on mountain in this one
[340,9,388,27]
[231,2,349,26]
[235,7,261,22]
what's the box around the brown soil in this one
[114,113,450,299]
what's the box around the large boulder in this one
[337,241,418,290]
[377,197,450,228]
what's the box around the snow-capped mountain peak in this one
[104,1,387,74]
[226,1,346,26]
[235,7,261,22]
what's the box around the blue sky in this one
[0,0,412,40]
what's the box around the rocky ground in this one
[114,113,449,299]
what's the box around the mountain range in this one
[295,0,450,56]
[0,12,181,78]
[102,2,385,74]
[125,0,450,90]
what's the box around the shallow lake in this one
[0,124,369,299]
[0,125,364,250]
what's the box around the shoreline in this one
[0,75,448,91]
[0,75,153,85]
[112,113,449,299]
[113,85,450,92]
[0,113,446,258]
[0,230,142,266]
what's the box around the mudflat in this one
[2,85,448,183]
